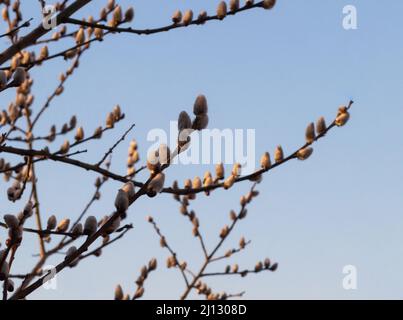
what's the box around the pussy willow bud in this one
[245,0,254,6]
[231,163,241,177]
[178,111,192,131]
[192,114,209,130]
[182,10,193,26]
[192,176,202,189]
[269,262,278,271]
[94,28,103,39]
[147,147,160,170]
[316,116,326,136]
[215,163,224,179]
[12,67,26,86]
[172,10,182,24]
[23,201,33,217]
[229,210,236,221]
[65,246,77,260]
[262,0,276,9]
[115,284,124,300]
[59,140,70,154]
[217,1,227,20]
[112,105,121,120]
[4,214,19,229]
[239,236,246,248]
[224,175,236,190]
[148,258,157,271]
[75,126,84,141]
[149,173,165,194]
[158,144,171,165]
[220,225,229,238]
[94,126,103,138]
[106,112,115,128]
[47,215,57,230]
[264,258,271,268]
[134,287,144,299]
[260,152,271,169]
[115,189,129,213]
[56,219,70,232]
[113,5,122,24]
[105,215,121,234]
[305,122,315,143]
[193,94,208,116]
[255,261,263,272]
[107,0,115,11]
[71,223,83,237]
[297,147,313,160]
[230,0,240,11]
[124,6,134,22]
[274,145,284,163]
[335,111,350,127]
[84,216,97,236]
[75,28,85,45]
[197,10,207,23]
[122,181,135,199]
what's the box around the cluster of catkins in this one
[145,95,210,197]
[171,0,276,26]
[259,105,351,171]
[0,201,34,292]
[114,257,157,300]
[44,182,134,266]
[127,139,140,178]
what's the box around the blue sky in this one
[1,0,403,299]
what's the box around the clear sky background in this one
[1,0,403,299]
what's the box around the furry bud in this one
[71,223,83,237]
[84,216,97,236]
[193,95,208,116]
[182,10,193,26]
[122,181,135,199]
[12,67,26,86]
[115,189,129,213]
[230,0,240,11]
[262,0,276,9]
[59,140,70,154]
[47,215,57,230]
[296,147,313,160]
[115,284,124,300]
[274,145,284,163]
[223,175,236,190]
[75,126,84,141]
[215,163,224,179]
[4,214,19,229]
[217,1,227,20]
[192,114,209,130]
[178,111,192,131]
[172,10,182,24]
[124,6,134,22]
[148,173,165,194]
[316,116,326,136]
[305,122,315,143]
[260,152,271,169]
[23,201,33,217]
[56,219,70,232]
[335,111,350,127]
